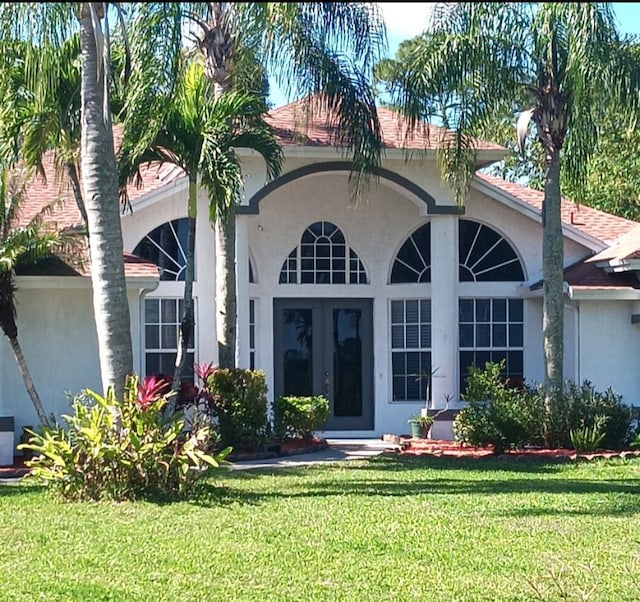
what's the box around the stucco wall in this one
[579,300,640,404]
[0,281,146,447]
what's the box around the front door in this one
[273,298,373,430]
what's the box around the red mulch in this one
[397,438,640,461]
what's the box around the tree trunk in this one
[542,149,564,411]
[200,2,238,369]
[169,175,197,412]
[215,209,236,368]
[7,336,50,427]
[65,160,88,230]
[79,4,133,399]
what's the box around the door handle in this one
[324,372,330,396]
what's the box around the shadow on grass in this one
[0,482,44,497]
[191,455,640,516]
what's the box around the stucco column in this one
[235,215,250,368]
[195,196,218,366]
[430,214,458,408]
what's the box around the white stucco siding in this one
[579,301,640,404]
[0,281,151,446]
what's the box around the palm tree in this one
[384,2,640,411]
[0,35,87,228]
[189,2,386,368]
[118,57,282,406]
[0,3,135,400]
[0,168,80,426]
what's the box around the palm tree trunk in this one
[542,149,564,411]
[215,209,236,368]
[199,2,238,369]
[170,175,197,410]
[79,4,133,399]
[7,336,50,427]
[65,161,88,230]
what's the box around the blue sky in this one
[269,2,640,108]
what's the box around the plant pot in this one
[409,421,430,439]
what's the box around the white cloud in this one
[377,2,434,41]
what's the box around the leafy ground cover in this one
[1,455,639,601]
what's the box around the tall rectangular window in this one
[144,298,195,381]
[390,299,432,401]
[249,299,256,370]
[459,298,524,392]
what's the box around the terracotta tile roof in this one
[563,259,640,291]
[15,249,159,279]
[476,172,639,245]
[18,124,183,230]
[266,100,505,151]
[587,224,640,264]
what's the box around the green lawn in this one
[1,455,640,601]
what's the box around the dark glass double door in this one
[274,299,373,430]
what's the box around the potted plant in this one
[408,414,435,439]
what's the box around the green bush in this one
[273,395,330,440]
[570,415,606,452]
[453,361,544,453]
[203,368,270,450]
[454,362,634,452]
[18,375,231,501]
[545,381,632,449]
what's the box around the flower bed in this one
[398,437,640,461]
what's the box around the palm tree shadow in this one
[190,455,640,516]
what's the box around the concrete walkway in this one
[230,438,393,470]
[0,439,394,483]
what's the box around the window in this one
[144,298,195,381]
[279,221,368,284]
[459,220,524,282]
[390,299,432,401]
[249,299,256,370]
[390,222,431,283]
[459,298,524,391]
[133,219,190,281]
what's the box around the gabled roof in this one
[475,173,638,246]
[13,104,640,292]
[265,101,506,154]
[587,224,640,267]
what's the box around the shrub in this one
[544,381,632,449]
[570,415,606,452]
[18,375,231,501]
[273,395,329,440]
[453,361,544,453]
[201,368,270,450]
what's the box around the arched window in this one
[279,221,368,284]
[458,220,524,282]
[133,219,190,281]
[390,222,431,283]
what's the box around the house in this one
[1,100,639,445]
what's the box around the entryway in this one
[273,298,373,430]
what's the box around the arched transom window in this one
[390,220,524,283]
[458,219,524,282]
[279,221,368,284]
[133,219,190,281]
[390,222,431,283]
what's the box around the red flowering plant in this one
[19,373,231,501]
[174,363,221,432]
[136,374,172,410]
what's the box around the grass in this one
[1,455,640,601]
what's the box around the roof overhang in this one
[470,177,608,254]
[15,273,160,290]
